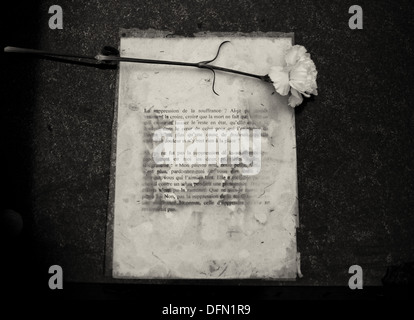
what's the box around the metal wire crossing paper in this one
[108,30,299,279]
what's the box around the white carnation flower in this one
[268,45,318,108]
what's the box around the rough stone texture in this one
[2,0,414,296]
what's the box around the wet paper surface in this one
[112,33,298,279]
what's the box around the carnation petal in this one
[285,45,307,66]
[291,87,301,98]
[288,88,303,107]
[268,66,290,96]
[289,57,318,96]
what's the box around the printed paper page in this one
[112,35,298,279]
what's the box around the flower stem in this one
[4,46,272,84]
[96,54,199,68]
[198,64,270,82]
[4,46,97,61]
[97,54,270,82]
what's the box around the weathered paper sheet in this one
[112,33,298,279]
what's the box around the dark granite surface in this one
[1,0,413,298]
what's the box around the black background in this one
[1,0,413,300]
